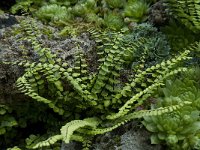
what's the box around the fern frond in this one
[20,18,56,64]
[164,0,200,32]
[72,51,89,87]
[77,101,191,135]
[61,118,100,143]
[33,118,100,148]
[32,135,62,149]
[107,67,188,120]
[16,76,65,115]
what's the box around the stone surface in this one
[0,13,18,29]
[148,0,169,27]
[0,14,96,104]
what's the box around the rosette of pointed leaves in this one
[123,23,171,67]
[143,67,200,150]
[124,0,149,23]
[36,4,73,23]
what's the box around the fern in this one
[0,105,17,135]
[164,0,200,32]
[6,18,199,149]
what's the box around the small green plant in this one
[0,105,17,135]
[4,18,196,149]
[35,4,73,23]
[0,9,4,14]
[10,0,45,14]
[124,23,171,67]
[143,67,200,150]
[164,0,200,32]
[105,0,126,9]
[104,12,124,30]
[161,20,200,52]
[10,0,151,30]
[7,146,22,150]
[123,0,149,23]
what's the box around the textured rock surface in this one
[0,14,24,104]
[148,0,169,27]
[0,14,96,104]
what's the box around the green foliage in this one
[123,0,149,23]
[7,146,22,150]
[25,134,62,149]
[49,0,78,6]
[143,67,200,150]
[0,9,4,15]
[0,105,17,135]
[4,18,197,149]
[10,0,151,30]
[10,0,46,14]
[164,0,200,32]
[105,0,126,9]
[36,4,73,23]
[104,12,124,30]
[161,20,200,52]
[125,23,171,67]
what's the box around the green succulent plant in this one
[123,23,171,67]
[161,20,200,52]
[143,67,200,150]
[104,12,124,30]
[85,13,104,26]
[10,0,46,14]
[35,4,73,23]
[72,3,87,16]
[124,0,149,23]
[105,0,126,9]
[10,0,152,30]
[49,0,76,6]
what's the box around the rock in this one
[148,1,169,27]
[0,16,97,103]
[0,13,18,29]
[61,141,82,150]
